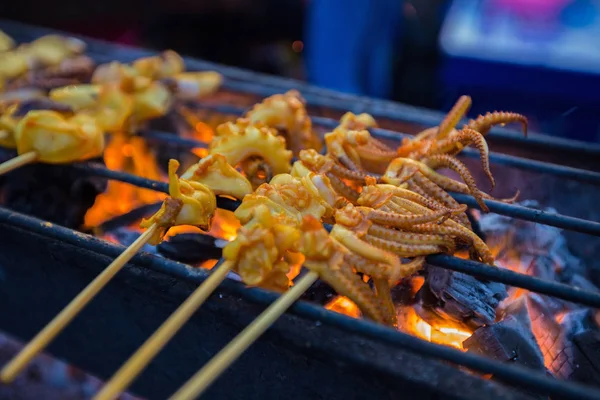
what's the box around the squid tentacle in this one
[419,154,489,212]
[364,234,444,257]
[465,111,528,137]
[367,225,456,253]
[437,95,472,140]
[432,128,494,188]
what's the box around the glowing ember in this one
[325,296,362,319]
[403,307,471,350]
[200,259,218,270]
[84,133,166,227]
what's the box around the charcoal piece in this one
[549,308,600,386]
[414,266,507,331]
[570,330,600,387]
[466,297,545,371]
[157,232,223,263]
[391,275,423,306]
[464,297,548,399]
[465,315,546,370]
[0,154,107,229]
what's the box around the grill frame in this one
[1,18,600,400]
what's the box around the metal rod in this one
[450,193,600,237]
[141,131,209,149]
[69,163,239,212]
[426,254,600,308]
[1,207,599,400]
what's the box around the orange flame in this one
[325,296,362,319]
[405,307,472,350]
[84,133,166,227]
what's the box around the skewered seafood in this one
[141,157,252,245]
[396,96,528,176]
[44,53,224,133]
[332,112,397,174]
[0,34,90,90]
[224,204,302,291]
[357,184,494,264]
[300,215,410,326]
[245,89,321,156]
[211,118,293,188]
[14,109,104,163]
[180,153,253,200]
[225,170,341,291]
[382,156,520,213]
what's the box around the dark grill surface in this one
[0,18,600,400]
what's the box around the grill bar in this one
[62,162,600,309]
[450,193,600,236]
[427,254,600,307]
[142,131,209,149]
[69,162,600,237]
[1,208,599,400]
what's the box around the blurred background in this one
[4,0,600,141]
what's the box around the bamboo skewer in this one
[0,151,38,175]
[169,271,319,400]
[0,223,159,383]
[93,260,235,400]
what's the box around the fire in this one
[163,209,240,242]
[406,307,472,350]
[325,296,362,319]
[176,105,215,159]
[324,289,471,349]
[84,133,166,227]
[200,259,218,270]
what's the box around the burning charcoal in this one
[464,297,548,399]
[500,294,600,388]
[414,266,507,331]
[478,200,595,311]
[570,330,600,387]
[0,153,107,229]
[466,297,545,370]
[157,232,224,263]
[551,309,600,387]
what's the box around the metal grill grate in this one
[1,18,600,400]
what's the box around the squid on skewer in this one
[210,118,293,188]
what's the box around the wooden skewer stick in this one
[0,223,159,383]
[0,151,38,176]
[169,271,319,400]
[93,260,235,400]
